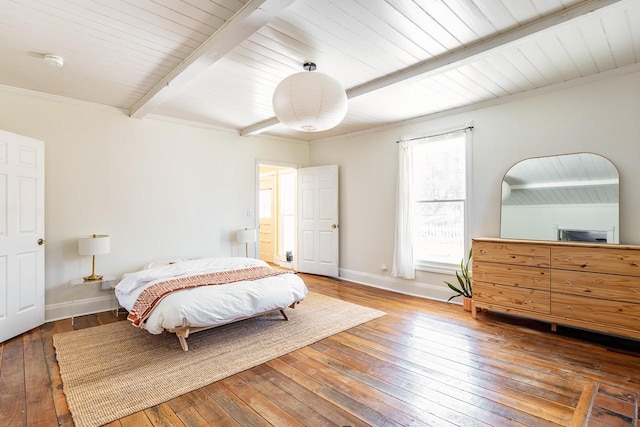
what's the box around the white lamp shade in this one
[78,235,110,256]
[272,71,348,132]
[237,229,257,243]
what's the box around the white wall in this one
[0,90,309,320]
[3,69,640,318]
[310,70,640,301]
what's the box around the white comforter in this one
[115,257,308,334]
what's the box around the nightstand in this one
[68,276,119,325]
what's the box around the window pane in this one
[410,131,468,268]
[414,201,464,264]
[413,137,465,201]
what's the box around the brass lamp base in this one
[83,254,103,281]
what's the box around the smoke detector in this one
[43,54,64,67]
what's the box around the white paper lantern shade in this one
[272,67,348,132]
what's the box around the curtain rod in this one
[395,126,474,143]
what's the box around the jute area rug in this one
[53,291,385,427]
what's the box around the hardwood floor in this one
[2,274,640,426]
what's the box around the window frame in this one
[411,129,472,275]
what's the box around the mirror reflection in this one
[500,153,619,243]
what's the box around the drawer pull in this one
[566,305,573,310]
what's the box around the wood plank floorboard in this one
[3,273,640,426]
[0,334,26,426]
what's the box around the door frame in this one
[255,159,299,268]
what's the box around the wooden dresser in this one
[472,238,640,340]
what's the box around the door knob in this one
[38,238,47,245]
[331,224,339,229]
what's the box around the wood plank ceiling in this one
[1,0,639,142]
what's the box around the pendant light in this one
[272,62,348,132]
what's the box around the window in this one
[412,131,469,271]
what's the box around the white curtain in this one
[392,140,415,279]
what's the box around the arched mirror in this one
[500,153,619,243]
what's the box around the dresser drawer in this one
[473,261,549,291]
[551,293,640,331]
[474,282,550,314]
[474,240,549,268]
[551,246,640,276]
[551,270,640,303]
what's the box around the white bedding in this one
[115,257,308,334]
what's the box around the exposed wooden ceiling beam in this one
[347,0,623,98]
[130,0,297,119]
[240,0,623,137]
[240,117,281,137]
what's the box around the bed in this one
[114,257,308,351]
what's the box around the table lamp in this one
[78,234,110,281]
[237,228,257,258]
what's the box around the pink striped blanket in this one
[127,266,288,326]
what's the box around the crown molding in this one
[0,85,128,114]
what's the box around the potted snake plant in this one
[445,248,473,311]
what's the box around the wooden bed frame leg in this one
[176,329,190,352]
[169,306,297,352]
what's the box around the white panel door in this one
[0,129,45,343]
[297,165,339,277]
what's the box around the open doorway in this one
[257,163,297,270]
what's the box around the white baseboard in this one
[46,294,119,323]
[338,268,462,306]
[278,260,293,269]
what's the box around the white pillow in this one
[142,258,185,270]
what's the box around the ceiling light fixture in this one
[43,54,64,67]
[272,62,347,132]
